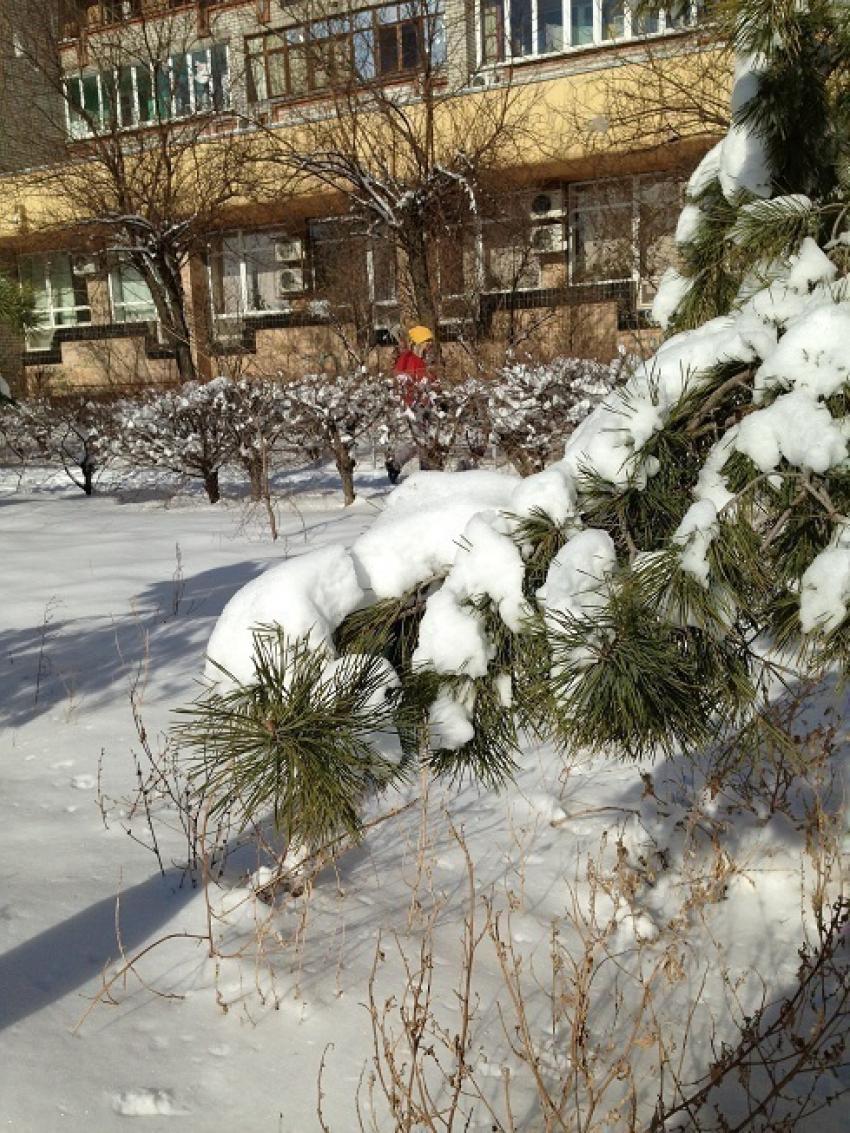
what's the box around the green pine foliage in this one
[672,180,743,331]
[718,0,848,198]
[174,630,411,848]
[0,274,38,336]
[178,0,850,852]
[544,579,755,762]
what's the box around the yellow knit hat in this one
[408,325,434,345]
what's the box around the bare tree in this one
[4,4,269,384]
[0,386,117,494]
[576,22,731,166]
[251,0,551,350]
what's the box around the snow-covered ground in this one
[1,461,847,1131]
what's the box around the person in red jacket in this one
[386,326,437,483]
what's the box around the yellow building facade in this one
[0,1,727,393]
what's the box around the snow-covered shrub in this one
[482,356,623,476]
[113,379,238,504]
[215,376,295,502]
[0,395,116,494]
[380,372,459,473]
[285,369,398,504]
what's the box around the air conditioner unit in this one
[274,237,303,263]
[72,254,99,277]
[532,224,565,254]
[470,70,502,89]
[529,188,565,220]
[278,267,304,294]
[636,278,657,310]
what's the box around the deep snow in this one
[1,461,847,1131]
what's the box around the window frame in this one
[208,228,308,324]
[18,253,93,351]
[108,258,159,323]
[567,174,682,288]
[245,1,445,105]
[64,43,230,137]
[477,0,698,66]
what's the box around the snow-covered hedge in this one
[479,356,626,475]
[0,395,113,495]
[102,360,621,502]
[113,378,240,503]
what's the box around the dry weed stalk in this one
[345,684,847,1131]
[354,820,501,1133]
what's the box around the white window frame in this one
[476,0,699,67]
[64,44,230,138]
[567,174,682,288]
[18,253,92,351]
[208,229,307,324]
[109,259,158,323]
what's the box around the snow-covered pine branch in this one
[183,0,850,848]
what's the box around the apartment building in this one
[0,1,724,393]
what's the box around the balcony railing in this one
[60,1,199,39]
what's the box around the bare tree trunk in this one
[330,428,357,506]
[139,256,198,386]
[247,454,265,503]
[402,221,440,351]
[202,467,221,504]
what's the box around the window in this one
[637,177,681,288]
[377,4,424,76]
[480,1,699,64]
[109,260,158,322]
[368,229,399,326]
[484,233,542,291]
[210,223,400,338]
[65,44,229,136]
[309,219,397,313]
[478,188,566,293]
[309,219,372,298]
[246,22,353,99]
[67,73,108,137]
[568,175,680,288]
[245,2,446,103]
[100,1,143,22]
[209,230,306,322]
[569,179,634,284]
[18,254,91,351]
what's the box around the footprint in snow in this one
[112,1088,189,1117]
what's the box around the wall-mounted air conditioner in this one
[72,254,99,276]
[274,237,303,263]
[278,267,304,294]
[529,188,565,220]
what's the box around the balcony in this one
[60,2,199,40]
